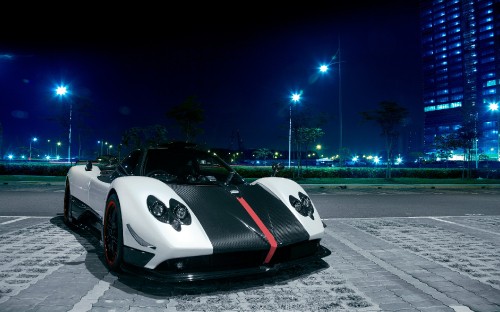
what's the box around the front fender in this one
[110,177,213,268]
[252,177,324,240]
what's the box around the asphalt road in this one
[1,182,500,218]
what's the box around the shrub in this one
[2,162,499,179]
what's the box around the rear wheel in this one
[63,180,74,226]
[103,194,124,272]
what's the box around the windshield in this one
[143,148,245,185]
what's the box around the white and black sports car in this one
[64,142,329,281]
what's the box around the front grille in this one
[155,239,321,273]
[269,239,321,265]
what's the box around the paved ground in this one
[0,213,499,311]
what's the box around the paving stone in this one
[1,216,499,311]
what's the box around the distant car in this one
[64,142,328,281]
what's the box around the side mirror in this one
[85,160,93,171]
[272,163,284,177]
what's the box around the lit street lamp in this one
[289,92,301,168]
[56,141,61,158]
[319,39,343,162]
[97,140,104,156]
[55,85,72,164]
[29,137,38,160]
[489,102,499,160]
[97,140,108,156]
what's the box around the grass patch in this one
[0,175,66,183]
[289,177,500,184]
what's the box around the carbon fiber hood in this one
[168,184,310,255]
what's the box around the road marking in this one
[0,216,29,225]
[0,216,50,225]
[450,306,474,312]
[428,216,500,236]
[0,216,51,217]
[69,272,117,312]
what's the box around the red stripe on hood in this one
[236,197,277,264]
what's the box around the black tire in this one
[103,194,124,272]
[63,180,74,226]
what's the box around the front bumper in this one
[121,243,331,282]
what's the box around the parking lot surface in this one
[0,213,499,311]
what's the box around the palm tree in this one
[360,101,409,179]
[166,95,204,143]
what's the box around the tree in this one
[166,95,204,143]
[433,133,461,163]
[253,148,273,164]
[360,101,409,179]
[291,106,327,175]
[295,127,325,169]
[121,124,168,153]
[456,122,479,179]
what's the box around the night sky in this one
[1,1,422,159]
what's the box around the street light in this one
[56,141,61,158]
[55,85,71,164]
[97,140,104,156]
[29,137,37,160]
[319,39,343,162]
[489,102,499,160]
[289,92,301,168]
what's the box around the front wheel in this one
[103,194,124,272]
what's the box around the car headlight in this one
[147,195,168,221]
[289,192,315,219]
[150,201,166,217]
[173,204,188,220]
[147,196,191,231]
[170,199,191,225]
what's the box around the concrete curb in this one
[2,179,500,189]
[301,183,500,189]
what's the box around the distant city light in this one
[395,156,403,165]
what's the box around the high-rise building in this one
[420,0,500,161]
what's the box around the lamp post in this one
[289,92,301,168]
[489,102,499,161]
[319,39,343,163]
[98,140,104,156]
[29,137,37,160]
[56,141,61,159]
[55,85,71,164]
